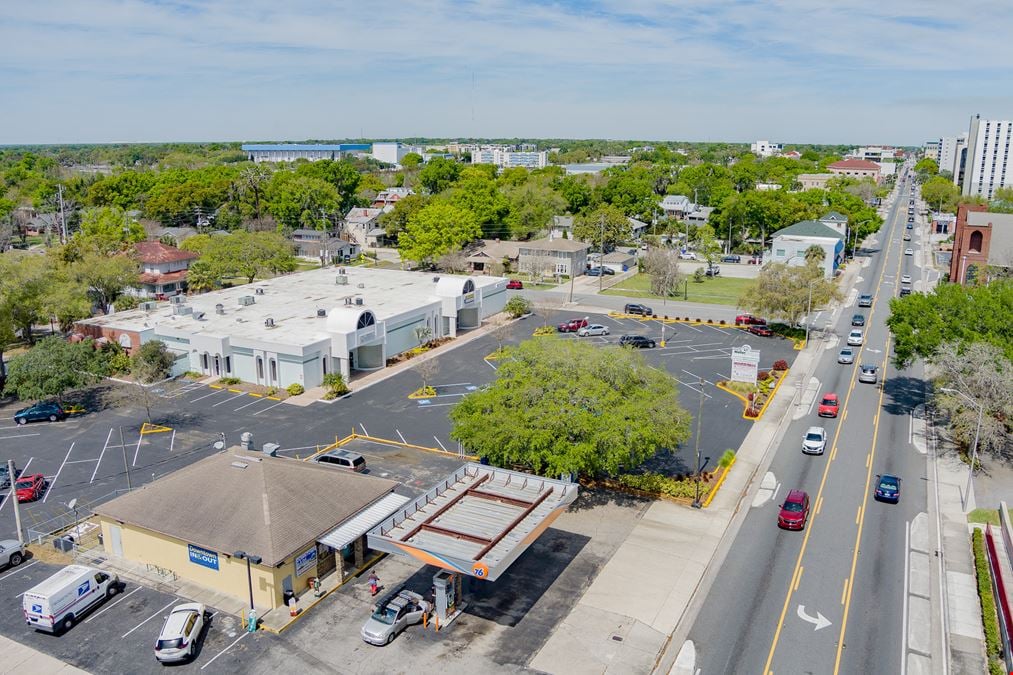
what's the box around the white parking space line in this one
[250,400,286,416]
[0,433,41,441]
[65,459,101,464]
[90,428,114,484]
[132,433,144,467]
[417,401,458,408]
[0,457,32,515]
[396,429,407,444]
[681,323,704,332]
[189,389,231,403]
[233,397,273,412]
[170,429,176,453]
[212,392,248,407]
[485,359,498,370]
[122,599,178,638]
[43,442,75,503]
[0,560,38,582]
[682,370,714,385]
[85,586,143,623]
[675,379,712,398]
[200,631,249,670]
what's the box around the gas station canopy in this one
[367,463,578,582]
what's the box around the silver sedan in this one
[577,324,610,337]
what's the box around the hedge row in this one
[971,528,1005,670]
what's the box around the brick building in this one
[949,204,1013,284]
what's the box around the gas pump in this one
[432,570,465,628]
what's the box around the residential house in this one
[782,150,802,160]
[949,204,1013,284]
[343,207,384,247]
[768,220,845,279]
[818,211,849,238]
[628,217,650,240]
[660,195,693,218]
[827,159,882,183]
[796,173,833,190]
[601,251,635,274]
[549,215,574,240]
[131,241,198,298]
[518,238,589,278]
[371,187,414,210]
[290,229,360,262]
[465,239,521,275]
[684,206,714,227]
[146,225,198,247]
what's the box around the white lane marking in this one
[434,436,448,452]
[43,443,75,503]
[0,560,38,582]
[902,519,910,675]
[676,379,712,398]
[434,381,471,387]
[485,358,498,370]
[211,392,247,407]
[360,424,369,437]
[415,402,458,408]
[91,428,114,484]
[189,389,230,403]
[681,370,714,385]
[131,433,144,467]
[250,400,286,416]
[200,631,249,670]
[64,459,100,464]
[122,599,178,638]
[85,586,143,623]
[396,429,407,445]
[771,483,781,503]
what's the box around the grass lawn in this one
[967,508,1013,526]
[602,273,754,306]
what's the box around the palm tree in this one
[804,244,825,265]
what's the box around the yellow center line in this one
[760,207,899,674]
[855,505,862,525]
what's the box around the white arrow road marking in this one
[866,348,882,354]
[797,604,832,631]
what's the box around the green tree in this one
[914,157,939,181]
[0,252,50,345]
[418,157,462,194]
[265,172,341,229]
[398,202,481,264]
[556,175,594,213]
[503,182,565,240]
[131,340,175,384]
[70,206,146,256]
[573,204,631,251]
[400,153,423,170]
[694,224,722,264]
[887,280,1013,367]
[294,160,361,212]
[449,339,691,477]
[504,296,532,318]
[3,337,104,402]
[442,167,509,236]
[921,176,960,213]
[86,171,157,210]
[740,261,841,326]
[73,252,140,314]
[378,194,428,242]
[804,244,826,264]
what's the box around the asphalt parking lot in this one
[0,560,278,673]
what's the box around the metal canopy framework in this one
[367,463,578,581]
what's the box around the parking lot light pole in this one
[9,460,24,547]
[804,279,818,348]
[234,550,262,628]
[940,387,984,511]
[692,378,706,508]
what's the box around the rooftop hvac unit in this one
[193,311,207,320]
[170,295,185,305]
[215,304,225,315]
[344,297,352,305]
[255,287,265,295]
[355,298,364,306]
[335,275,348,285]
[357,283,365,289]
[139,301,158,311]
[238,296,255,306]
[265,318,275,327]
[316,308,327,317]
[262,442,280,457]
[432,276,440,283]
[172,304,192,316]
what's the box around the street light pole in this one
[940,388,984,511]
[692,377,705,508]
[804,279,817,347]
[599,213,605,293]
[234,550,263,630]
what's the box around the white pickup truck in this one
[23,564,119,633]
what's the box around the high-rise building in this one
[961,115,1013,198]
[936,134,967,180]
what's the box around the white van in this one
[22,564,119,633]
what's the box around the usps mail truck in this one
[23,564,119,633]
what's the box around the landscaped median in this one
[584,449,737,508]
[716,359,790,420]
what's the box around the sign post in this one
[730,345,760,385]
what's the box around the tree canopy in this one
[398,202,481,264]
[3,337,106,401]
[739,260,841,326]
[449,339,691,477]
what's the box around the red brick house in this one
[949,204,1013,284]
[132,241,198,298]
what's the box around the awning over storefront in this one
[318,492,411,550]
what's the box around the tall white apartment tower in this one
[961,115,1013,198]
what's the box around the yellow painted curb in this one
[64,405,86,415]
[313,431,480,462]
[702,457,736,508]
[209,384,223,389]
[794,339,807,350]
[408,388,437,400]
[743,368,789,421]
[266,396,281,401]
[716,380,750,405]
[140,422,173,434]
[248,393,263,398]
[227,388,243,393]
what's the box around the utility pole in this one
[599,212,605,293]
[9,460,24,546]
[57,184,67,244]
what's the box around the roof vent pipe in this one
[240,432,254,451]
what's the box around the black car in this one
[619,335,656,348]
[851,314,865,327]
[14,402,65,425]
[624,303,653,316]
[721,254,741,263]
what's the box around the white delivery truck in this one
[23,564,119,633]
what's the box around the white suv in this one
[154,603,206,663]
[847,329,864,346]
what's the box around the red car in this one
[747,325,773,337]
[14,474,46,503]
[778,489,810,530]
[817,393,840,418]
[506,279,523,290]
[557,317,589,333]
[735,314,766,326]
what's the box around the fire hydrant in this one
[312,577,322,598]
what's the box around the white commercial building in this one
[371,142,423,168]
[961,115,1013,198]
[76,267,507,388]
[750,141,782,157]
[241,144,371,163]
[937,134,967,179]
[768,220,845,279]
[471,149,548,169]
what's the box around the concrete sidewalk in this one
[0,634,89,674]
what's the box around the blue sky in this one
[2,0,1012,145]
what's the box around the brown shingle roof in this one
[94,450,398,565]
[518,237,590,253]
[134,241,198,264]
[828,159,881,171]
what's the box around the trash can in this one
[282,589,295,607]
[53,536,74,553]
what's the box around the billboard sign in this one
[188,544,220,571]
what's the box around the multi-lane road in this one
[688,172,942,674]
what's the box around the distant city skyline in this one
[2,1,1012,145]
